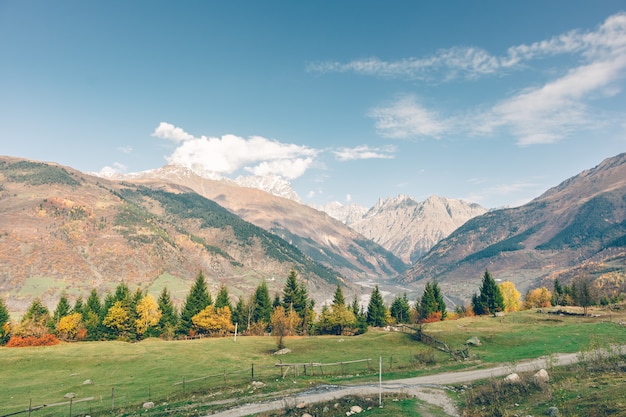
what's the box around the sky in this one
[2,1,626,210]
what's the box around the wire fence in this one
[2,351,432,417]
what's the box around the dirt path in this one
[204,352,579,417]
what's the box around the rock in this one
[495,311,505,317]
[64,393,76,399]
[142,402,155,409]
[504,373,521,383]
[82,379,93,385]
[296,402,306,409]
[534,368,550,383]
[302,414,313,417]
[274,348,291,355]
[350,405,363,413]
[547,406,559,416]
[466,336,481,346]
[251,381,266,389]
[323,406,329,413]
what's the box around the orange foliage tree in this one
[523,287,552,309]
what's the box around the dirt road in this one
[205,352,579,417]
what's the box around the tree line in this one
[0,268,617,347]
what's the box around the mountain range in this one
[2,152,626,315]
[400,152,626,302]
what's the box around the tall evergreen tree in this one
[157,287,178,338]
[72,296,84,315]
[178,271,213,336]
[0,296,10,345]
[53,292,71,324]
[366,285,387,327]
[215,285,232,311]
[390,293,411,324]
[231,297,248,330]
[332,284,345,307]
[282,268,308,317]
[252,281,272,325]
[432,281,447,320]
[472,269,505,316]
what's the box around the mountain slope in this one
[123,165,409,282]
[399,153,626,301]
[0,157,341,314]
[349,195,487,264]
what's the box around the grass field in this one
[2,308,625,417]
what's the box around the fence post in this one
[111,387,115,412]
[251,363,254,381]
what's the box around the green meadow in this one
[2,309,625,417]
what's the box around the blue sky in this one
[2,1,626,209]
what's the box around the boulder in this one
[350,405,363,413]
[534,368,550,383]
[82,379,93,385]
[466,336,481,346]
[274,348,291,355]
[302,414,313,417]
[142,402,155,409]
[504,373,521,383]
[251,381,266,389]
[296,402,306,409]
[546,406,560,416]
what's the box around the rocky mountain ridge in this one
[399,152,626,302]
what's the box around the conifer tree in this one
[83,289,103,340]
[282,268,308,316]
[231,297,247,330]
[72,296,84,315]
[53,292,71,324]
[366,285,387,327]
[0,296,10,345]
[332,284,345,307]
[432,281,447,320]
[472,269,505,316]
[178,271,213,336]
[215,285,232,311]
[390,293,411,324]
[157,287,178,338]
[252,281,272,326]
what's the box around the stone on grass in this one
[504,373,521,383]
[466,336,481,346]
[547,406,560,416]
[274,348,291,355]
[296,402,306,409]
[142,402,155,409]
[350,405,363,413]
[251,381,266,389]
[534,368,550,383]
[82,379,93,385]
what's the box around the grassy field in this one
[2,308,625,417]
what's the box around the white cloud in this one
[333,145,396,161]
[369,96,448,138]
[152,122,194,142]
[308,12,626,82]
[153,122,319,179]
[359,13,626,144]
[97,162,126,177]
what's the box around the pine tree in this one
[366,285,387,327]
[432,281,447,320]
[419,282,437,321]
[0,296,10,345]
[472,269,505,316]
[282,268,308,317]
[53,292,71,324]
[332,284,345,307]
[157,287,178,338]
[390,293,411,324]
[178,271,213,336]
[83,289,103,340]
[215,285,233,311]
[72,297,84,315]
[252,281,272,326]
[232,297,248,331]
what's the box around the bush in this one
[6,334,60,347]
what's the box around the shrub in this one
[6,334,60,347]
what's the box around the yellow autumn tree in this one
[192,305,234,335]
[498,281,522,313]
[523,287,553,309]
[270,305,302,349]
[56,312,84,340]
[135,294,162,337]
[103,301,130,335]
